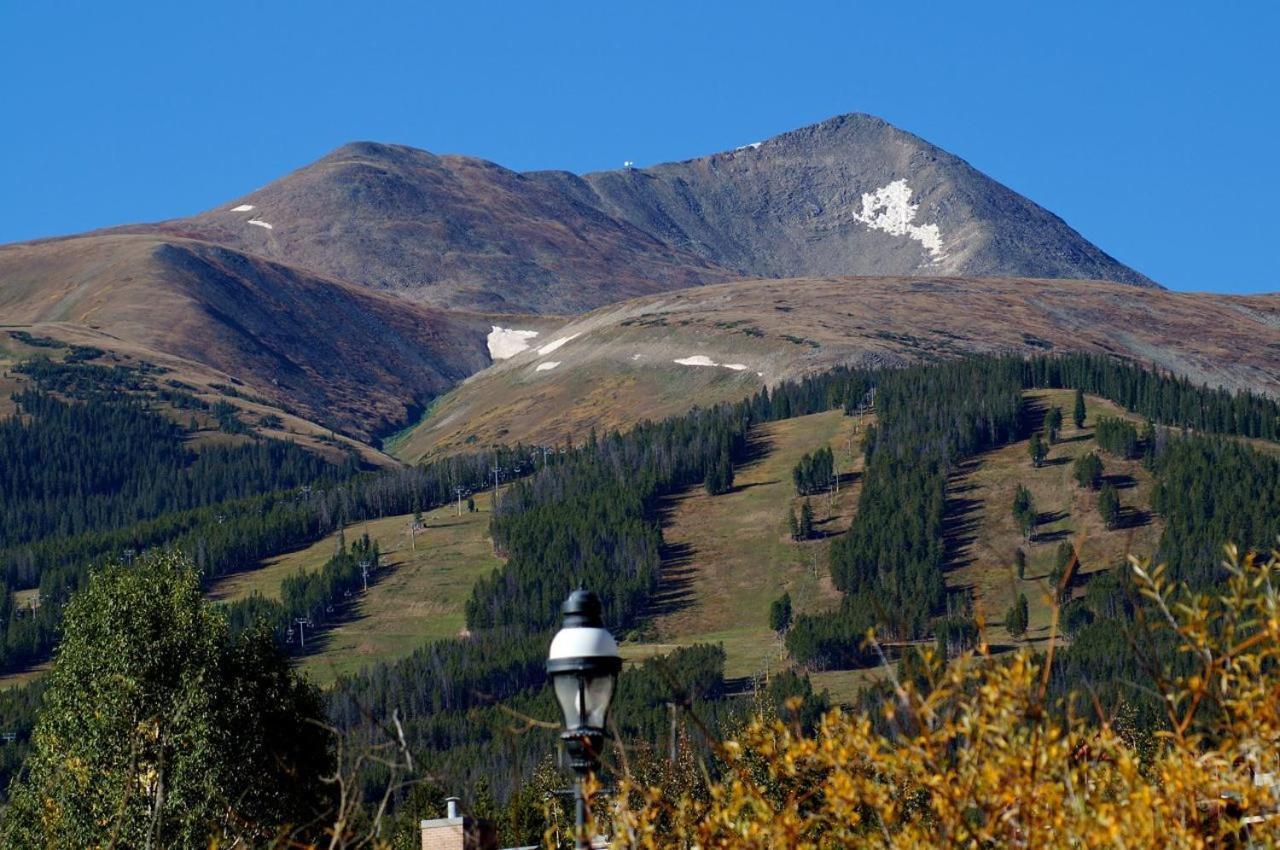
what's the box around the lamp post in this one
[547,589,621,850]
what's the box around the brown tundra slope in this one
[393,276,1279,461]
[0,233,540,441]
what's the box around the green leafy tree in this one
[1098,482,1121,529]
[770,592,793,635]
[787,507,800,541]
[1,553,333,848]
[1073,388,1087,429]
[1014,547,1027,580]
[1045,406,1063,443]
[1028,432,1047,468]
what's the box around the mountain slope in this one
[393,276,1279,460]
[0,234,507,440]
[121,114,1153,314]
[540,113,1155,288]
[139,144,734,314]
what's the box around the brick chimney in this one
[420,797,498,850]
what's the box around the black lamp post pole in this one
[573,772,588,850]
[563,732,599,850]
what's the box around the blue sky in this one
[1,1,1275,293]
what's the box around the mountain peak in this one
[117,114,1156,312]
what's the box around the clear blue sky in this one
[2,1,1275,293]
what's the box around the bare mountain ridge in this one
[539,114,1156,289]
[120,113,1154,313]
[0,234,514,439]
[133,144,734,314]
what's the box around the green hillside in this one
[191,393,1175,700]
[208,493,504,684]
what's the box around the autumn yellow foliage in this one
[606,547,1280,849]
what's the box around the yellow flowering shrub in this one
[606,547,1280,848]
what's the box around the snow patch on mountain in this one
[673,355,718,367]
[673,356,755,374]
[852,179,944,261]
[535,361,560,372]
[231,204,256,212]
[247,219,274,230]
[487,326,539,360]
[538,333,580,356]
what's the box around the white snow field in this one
[535,361,561,372]
[487,326,540,360]
[231,204,256,212]
[672,355,754,373]
[852,179,945,261]
[246,219,273,229]
[537,333,580,356]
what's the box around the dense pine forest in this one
[787,359,1024,668]
[0,347,1277,842]
[0,356,538,672]
[0,389,341,548]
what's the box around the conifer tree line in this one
[786,359,1025,669]
[224,533,381,643]
[1051,431,1280,729]
[0,390,341,548]
[1150,437,1280,587]
[1093,416,1141,459]
[1020,352,1280,440]
[325,624,824,834]
[0,447,530,673]
[467,367,877,633]
[792,446,835,495]
[1,348,1278,829]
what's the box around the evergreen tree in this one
[787,507,800,541]
[792,447,835,496]
[1006,592,1029,638]
[799,499,815,540]
[1073,388,1087,429]
[1049,542,1076,594]
[1014,547,1027,580]
[704,448,734,496]
[1095,417,1140,459]
[1045,406,1063,443]
[1098,483,1121,529]
[1012,485,1037,540]
[1073,452,1103,490]
[1141,420,1158,469]
[770,592,793,635]
[1028,432,1047,468]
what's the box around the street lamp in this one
[547,589,621,850]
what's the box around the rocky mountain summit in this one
[124,113,1155,313]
